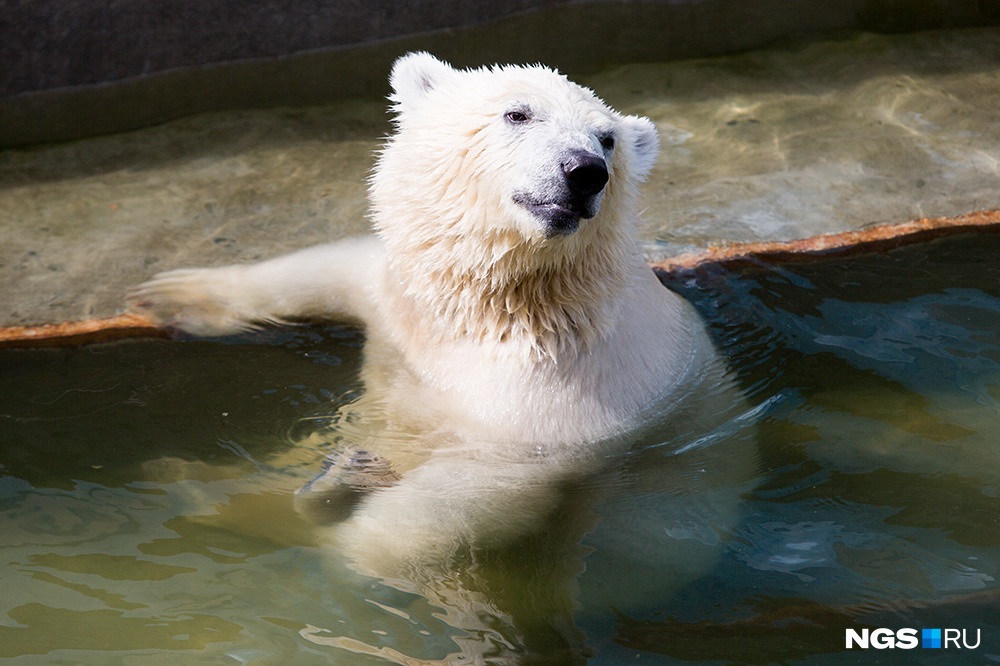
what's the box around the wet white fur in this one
[127,55,750,653]
[128,52,714,445]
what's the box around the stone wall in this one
[2,0,996,146]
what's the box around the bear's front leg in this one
[126,237,385,336]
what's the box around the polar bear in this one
[128,53,754,662]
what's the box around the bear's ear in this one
[389,52,455,113]
[622,115,660,181]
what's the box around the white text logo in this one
[845,628,980,650]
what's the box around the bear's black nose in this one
[563,151,609,197]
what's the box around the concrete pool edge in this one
[651,208,1000,276]
[0,313,170,349]
[3,207,999,349]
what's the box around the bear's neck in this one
[386,223,637,361]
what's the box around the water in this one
[3,28,1000,326]
[3,232,999,663]
[609,29,1000,255]
[652,232,1000,663]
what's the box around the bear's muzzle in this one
[515,150,609,237]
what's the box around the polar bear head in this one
[372,52,659,245]
[369,53,662,355]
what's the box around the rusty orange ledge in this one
[652,208,1000,275]
[0,313,171,349]
[3,208,999,350]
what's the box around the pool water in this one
[3,232,1000,664]
[5,28,1000,327]
[653,232,1000,663]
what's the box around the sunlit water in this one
[3,232,999,663]
[3,28,1000,325]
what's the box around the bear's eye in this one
[504,110,531,124]
[599,134,616,151]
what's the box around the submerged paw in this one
[293,448,401,524]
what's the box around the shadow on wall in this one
[2,0,999,147]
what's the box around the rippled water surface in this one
[3,28,1000,325]
[3,232,999,663]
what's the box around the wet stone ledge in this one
[3,25,1000,331]
[3,210,999,349]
